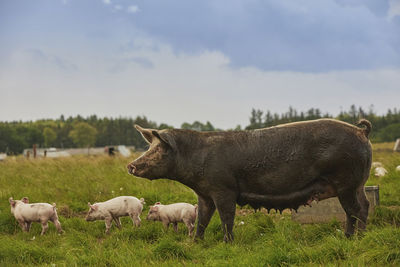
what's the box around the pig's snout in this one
[127,163,136,175]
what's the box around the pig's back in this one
[102,196,142,215]
[164,203,196,219]
[19,203,55,222]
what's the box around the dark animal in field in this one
[127,119,372,241]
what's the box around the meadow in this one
[0,143,399,266]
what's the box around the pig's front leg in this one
[162,221,170,230]
[105,217,113,234]
[17,219,28,232]
[195,194,216,240]
[213,191,237,242]
[173,222,178,233]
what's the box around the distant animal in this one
[9,197,63,235]
[128,119,372,241]
[374,167,388,177]
[146,202,198,236]
[86,196,145,233]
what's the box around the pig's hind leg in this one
[40,220,49,235]
[183,219,194,237]
[26,222,32,232]
[113,217,122,229]
[130,213,141,227]
[51,216,63,233]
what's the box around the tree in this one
[69,122,98,148]
[43,127,57,147]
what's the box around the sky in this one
[0,0,399,129]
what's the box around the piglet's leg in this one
[41,221,49,235]
[113,217,122,229]
[162,222,170,231]
[130,213,141,227]
[173,222,178,233]
[51,217,63,234]
[105,218,113,234]
[26,222,32,232]
[18,220,27,232]
[183,219,194,237]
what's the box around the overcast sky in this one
[0,0,399,129]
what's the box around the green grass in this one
[0,146,400,266]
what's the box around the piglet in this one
[9,197,63,235]
[146,202,198,236]
[86,196,145,233]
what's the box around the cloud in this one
[127,5,139,14]
[123,0,400,72]
[1,41,399,128]
[25,49,78,72]
[114,5,122,11]
[388,0,400,19]
[103,0,111,5]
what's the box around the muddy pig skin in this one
[147,202,198,236]
[86,196,145,233]
[9,197,63,235]
[128,119,372,241]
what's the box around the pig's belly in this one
[237,167,317,195]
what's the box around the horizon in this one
[0,104,397,130]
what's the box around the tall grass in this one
[0,146,399,266]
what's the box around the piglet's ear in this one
[22,197,29,204]
[9,197,15,207]
[88,202,92,208]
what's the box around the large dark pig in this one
[127,119,372,241]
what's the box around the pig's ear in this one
[22,197,29,204]
[152,131,177,151]
[150,206,159,211]
[135,125,154,144]
[88,202,92,208]
[9,197,16,207]
[91,204,99,211]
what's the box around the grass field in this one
[0,143,400,266]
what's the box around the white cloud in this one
[127,5,139,14]
[1,41,399,128]
[388,0,400,19]
[103,0,111,5]
[114,5,122,11]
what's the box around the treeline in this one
[246,105,400,142]
[1,105,399,155]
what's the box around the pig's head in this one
[146,205,161,221]
[127,125,177,180]
[9,197,29,214]
[85,202,102,221]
